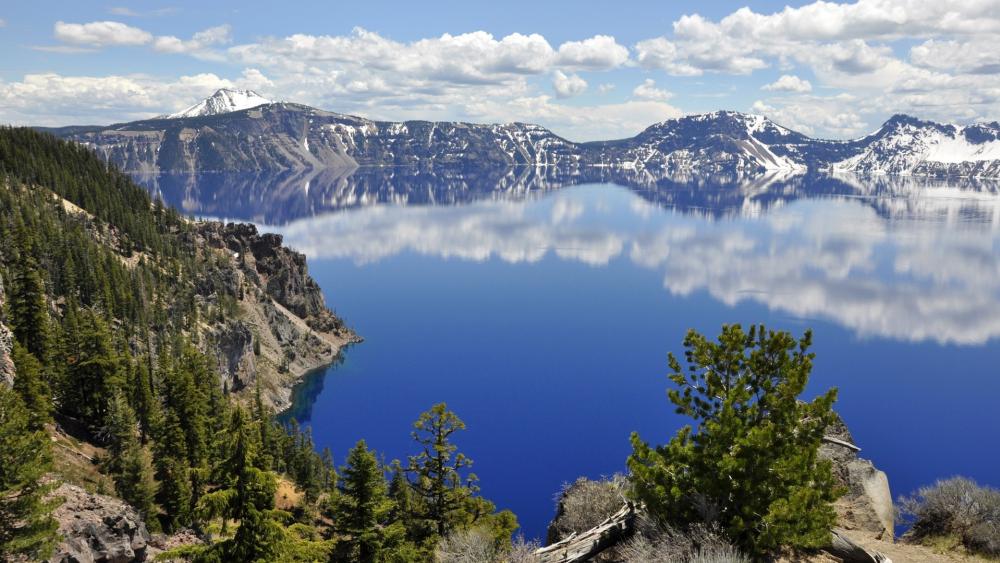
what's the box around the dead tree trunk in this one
[533,503,636,563]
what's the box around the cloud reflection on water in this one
[276,183,1000,345]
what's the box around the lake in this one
[139,168,1000,540]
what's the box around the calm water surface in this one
[142,170,1000,539]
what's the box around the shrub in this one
[899,476,1000,556]
[434,528,540,563]
[619,516,749,563]
[628,325,840,556]
[547,475,628,543]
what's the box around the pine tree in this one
[8,254,51,363]
[196,408,283,562]
[331,440,395,563]
[406,403,477,540]
[0,385,59,559]
[63,309,123,430]
[103,392,159,529]
[10,342,52,429]
[628,325,840,555]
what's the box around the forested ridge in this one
[0,128,515,561]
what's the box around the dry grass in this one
[275,476,304,511]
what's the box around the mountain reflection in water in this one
[132,168,1000,539]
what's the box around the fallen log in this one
[533,503,635,563]
[826,528,892,563]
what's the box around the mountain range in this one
[41,88,1000,178]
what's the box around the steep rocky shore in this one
[188,221,360,411]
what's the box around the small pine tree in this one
[407,403,478,541]
[196,408,284,562]
[628,325,840,556]
[0,385,60,559]
[331,440,396,563]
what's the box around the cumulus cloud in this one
[0,72,245,125]
[555,35,630,70]
[54,20,153,47]
[153,24,232,60]
[552,71,587,98]
[632,79,672,101]
[762,74,813,93]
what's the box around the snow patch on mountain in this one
[166,89,274,119]
[833,117,1000,175]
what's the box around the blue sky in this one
[1,0,998,140]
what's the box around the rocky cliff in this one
[187,221,360,410]
[0,278,14,388]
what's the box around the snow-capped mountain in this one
[833,115,1000,177]
[164,88,274,119]
[40,95,1000,178]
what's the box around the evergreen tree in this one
[103,392,159,529]
[330,440,396,563]
[196,408,283,562]
[406,403,478,540]
[63,309,123,430]
[8,254,51,363]
[0,385,59,559]
[10,342,52,429]
[628,325,840,555]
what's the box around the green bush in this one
[628,324,840,556]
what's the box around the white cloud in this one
[0,18,6,28]
[552,71,587,98]
[54,20,153,47]
[153,25,232,60]
[762,74,813,93]
[555,35,630,70]
[0,72,237,125]
[632,78,672,101]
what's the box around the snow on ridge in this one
[166,88,274,119]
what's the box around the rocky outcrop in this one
[187,222,359,409]
[0,278,14,388]
[49,483,151,563]
[821,417,895,540]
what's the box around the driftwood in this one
[533,503,636,563]
[823,435,862,452]
[532,506,892,563]
[824,529,892,563]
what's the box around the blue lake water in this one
[141,170,1000,540]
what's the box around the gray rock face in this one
[49,483,151,563]
[821,417,895,540]
[0,278,15,388]
[206,320,256,392]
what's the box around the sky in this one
[1,0,999,141]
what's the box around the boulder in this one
[49,484,151,563]
[821,417,895,540]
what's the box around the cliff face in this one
[187,222,359,411]
[0,278,14,388]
